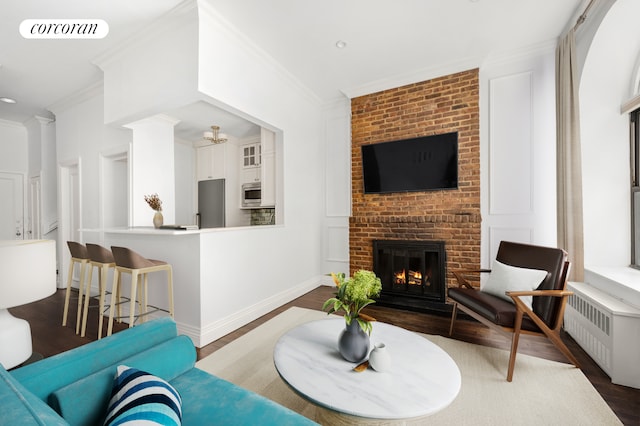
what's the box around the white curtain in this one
[556,28,584,282]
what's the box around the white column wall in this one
[322,98,351,277]
[125,115,179,226]
[479,45,558,266]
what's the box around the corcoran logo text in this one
[20,19,109,39]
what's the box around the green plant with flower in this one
[322,270,382,334]
[144,193,162,212]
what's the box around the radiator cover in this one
[564,282,640,389]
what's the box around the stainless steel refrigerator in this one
[198,179,225,228]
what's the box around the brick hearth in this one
[350,69,481,290]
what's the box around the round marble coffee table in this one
[273,318,461,424]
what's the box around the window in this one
[631,109,640,268]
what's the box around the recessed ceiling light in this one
[335,40,347,49]
[0,97,16,104]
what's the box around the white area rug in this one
[196,307,621,425]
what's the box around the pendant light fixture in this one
[203,125,228,144]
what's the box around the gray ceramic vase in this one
[338,319,370,363]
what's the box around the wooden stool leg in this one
[129,271,139,328]
[97,264,108,340]
[80,263,94,337]
[107,269,120,337]
[142,273,149,323]
[167,266,174,318]
[62,259,76,326]
[75,261,88,335]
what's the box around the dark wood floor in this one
[10,286,640,425]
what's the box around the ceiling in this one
[0,0,586,141]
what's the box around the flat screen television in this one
[361,132,458,194]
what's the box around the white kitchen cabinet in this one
[242,142,261,168]
[240,138,262,184]
[241,167,261,184]
[197,144,227,181]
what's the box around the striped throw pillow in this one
[103,365,182,426]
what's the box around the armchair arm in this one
[506,289,573,298]
[507,289,574,330]
[452,269,491,289]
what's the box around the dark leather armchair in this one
[448,241,580,381]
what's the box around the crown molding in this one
[341,55,482,99]
[481,38,557,69]
[48,80,103,116]
[93,0,198,70]
[0,118,27,130]
[197,0,322,108]
[123,113,180,129]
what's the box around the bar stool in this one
[62,241,90,334]
[107,246,174,336]
[81,244,117,339]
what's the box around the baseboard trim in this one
[186,276,324,348]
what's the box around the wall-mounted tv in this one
[361,132,458,194]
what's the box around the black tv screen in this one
[361,132,458,194]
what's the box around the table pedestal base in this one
[315,406,427,426]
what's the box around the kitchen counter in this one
[100,224,277,235]
[78,223,285,348]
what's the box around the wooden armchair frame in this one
[449,247,580,382]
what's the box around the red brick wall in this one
[350,69,481,287]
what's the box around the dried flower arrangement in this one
[144,193,162,212]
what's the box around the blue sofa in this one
[1,317,317,426]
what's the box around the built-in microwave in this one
[241,182,261,208]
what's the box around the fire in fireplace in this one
[394,269,424,286]
[373,240,447,312]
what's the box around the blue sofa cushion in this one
[49,335,195,426]
[0,365,68,426]
[104,365,182,426]
[171,368,317,426]
[11,318,180,402]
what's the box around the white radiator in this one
[564,281,640,389]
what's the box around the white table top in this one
[273,318,461,420]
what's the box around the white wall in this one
[195,3,327,329]
[96,1,199,126]
[0,120,27,173]
[479,45,558,266]
[125,115,178,226]
[322,98,351,277]
[580,0,640,266]
[53,91,132,283]
[174,140,197,225]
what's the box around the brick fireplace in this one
[350,69,481,312]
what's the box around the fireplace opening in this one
[373,240,447,313]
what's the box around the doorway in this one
[0,172,24,240]
[29,175,42,239]
[101,149,130,228]
[60,160,81,289]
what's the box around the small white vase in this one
[368,343,391,372]
[153,211,164,228]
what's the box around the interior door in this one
[29,175,42,239]
[0,172,24,239]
